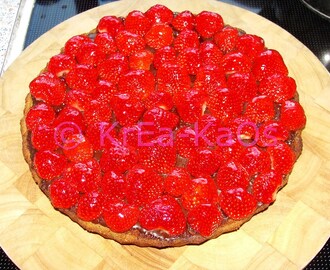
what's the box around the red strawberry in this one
[97,52,129,84]
[49,177,79,209]
[101,170,127,200]
[244,95,275,124]
[53,105,86,134]
[239,146,271,177]
[252,49,288,81]
[219,187,257,220]
[253,170,283,204]
[268,141,296,175]
[63,158,101,193]
[177,47,201,75]
[126,166,164,206]
[176,88,206,123]
[280,100,306,131]
[228,116,256,141]
[194,64,226,95]
[94,32,117,55]
[199,41,223,66]
[145,23,174,50]
[227,72,258,102]
[103,197,140,233]
[187,204,222,237]
[221,52,252,75]
[145,4,173,24]
[207,87,243,124]
[65,89,91,111]
[196,114,222,146]
[125,10,151,36]
[144,91,174,111]
[173,29,199,52]
[139,195,186,236]
[62,133,94,162]
[153,46,176,69]
[31,124,58,151]
[86,121,117,151]
[100,140,138,174]
[236,34,265,60]
[111,92,145,126]
[64,35,91,57]
[77,191,103,221]
[118,69,155,100]
[115,30,146,56]
[215,138,245,162]
[97,16,124,37]
[84,99,112,125]
[195,11,224,38]
[29,72,66,106]
[216,161,250,191]
[172,10,195,31]
[75,42,106,66]
[214,26,239,54]
[259,74,296,103]
[34,150,67,180]
[164,168,191,197]
[257,121,290,147]
[187,148,221,177]
[25,103,55,131]
[93,80,117,105]
[176,126,200,158]
[118,125,142,148]
[47,53,76,77]
[129,49,154,70]
[65,64,98,93]
[181,176,219,210]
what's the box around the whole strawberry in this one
[129,49,154,70]
[94,32,117,55]
[48,53,76,77]
[227,72,258,102]
[268,141,296,175]
[25,103,55,131]
[97,15,124,37]
[280,100,306,131]
[145,4,173,24]
[221,52,252,75]
[244,95,275,124]
[115,30,146,56]
[164,168,191,197]
[31,124,58,151]
[173,29,199,53]
[62,133,94,162]
[239,146,271,177]
[145,23,174,50]
[187,148,221,177]
[172,10,195,31]
[199,41,223,66]
[49,177,79,209]
[236,34,265,60]
[75,42,106,66]
[83,99,112,125]
[195,11,224,38]
[76,191,103,221]
[65,64,98,93]
[153,46,176,69]
[100,170,127,200]
[64,34,91,57]
[34,150,67,180]
[125,10,152,36]
[214,26,239,54]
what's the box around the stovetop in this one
[1,0,329,269]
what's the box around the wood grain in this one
[0,0,330,269]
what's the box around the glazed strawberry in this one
[25,103,55,131]
[86,121,117,151]
[181,176,219,210]
[257,121,290,147]
[93,80,117,105]
[118,69,155,100]
[29,72,66,106]
[219,187,257,220]
[239,146,271,177]
[187,204,222,237]
[253,170,283,204]
[103,197,140,233]
[221,52,252,75]
[236,34,265,60]
[207,87,243,124]
[227,72,258,102]
[145,23,174,50]
[216,161,250,191]
[177,47,201,75]
[63,158,101,193]
[157,63,191,96]
[145,4,174,24]
[214,26,239,54]
[125,10,152,36]
[244,95,275,124]
[252,49,288,81]
[97,53,129,84]
[77,191,103,221]
[176,127,200,158]
[194,64,226,95]
[118,125,143,148]
[215,139,245,163]
[195,11,224,38]
[62,133,94,162]
[65,89,91,111]
[97,15,124,37]
[126,166,164,206]
[84,99,112,125]
[100,139,138,174]
[111,93,145,126]
[187,148,221,177]
[129,49,154,70]
[53,105,85,134]
[115,30,146,56]
[228,116,256,141]
[259,74,296,103]
[173,29,199,52]
[31,124,58,151]
[76,42,106,66]
[49,177,79,209]
[199,41,223,66]
[139,195,186,236]
[47,54,76,77]
[171,10,195,31]
[64,34,91,57]
[176,88,206,123]
[34,150,67,180]
[196,114,222,146]
[268,142,296,175]
[94,32,117,55]
[65,64,98,93]
[144,91,174,111]
[153,46,176,69]
[101,170,127,200]
[280,100,306,131]
[164,168,191,197]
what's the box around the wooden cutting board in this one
[0,0,330,269]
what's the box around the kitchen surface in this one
[0,0,329,269]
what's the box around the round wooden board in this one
[0,0,330,269]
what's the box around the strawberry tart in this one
[21,5,306,247]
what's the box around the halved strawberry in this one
[239,146,271,177]
[75,42,106,66]
[65,64,98,93]
[97,15,124,37]
[164,168,191,197]
[199,41,223,66]
[49,177,79,209]
[153,46,176,69]
[34,150,67,180]
[47,54,76,77]
[173,29,199,52]
[62,133,94,162]
[94,32,117,55]
[139,195,186,236]
[145,23,174,50]
[268,141,296,175]
[195,11,224,38]
[77,191,103,221]
[129,49,154,70]
[115,30,146,56]
[172,10,195,31]
[64,35,91,58]
[227,72,258,102]
[280,100,306,131]
[221,52,252,75]
[187,148,221,177]
[244,95,275,124]
[25,103,55,131]
[236,34,265,60]
[214,26,239,54]
[100,170,127,200]
[125,10,152,36]
[145,4,174,24]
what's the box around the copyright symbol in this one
[54,121,83,150]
